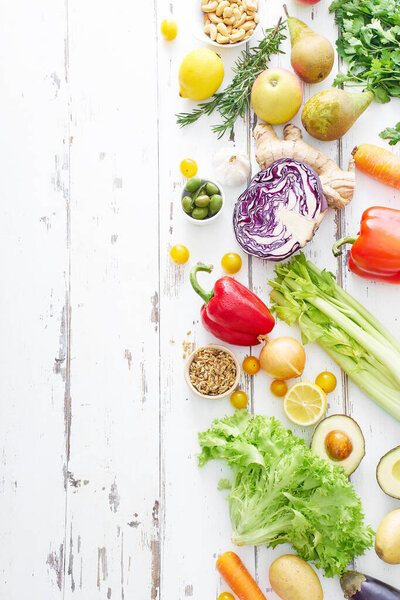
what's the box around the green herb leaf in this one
[380,121,400,144]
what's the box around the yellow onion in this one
[258,335,306,380]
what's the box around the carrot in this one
[352,143,400,190]
[216,551,267,600]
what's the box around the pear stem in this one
[273,16,283,39]
[283,4,289,17]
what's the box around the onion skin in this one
[259,336,306,380]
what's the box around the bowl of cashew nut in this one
[196,0,261,47]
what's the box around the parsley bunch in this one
[329,0,400,103]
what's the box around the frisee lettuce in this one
[198,410,373,578]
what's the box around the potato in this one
[269,554,323,600]
[375,508,400,564]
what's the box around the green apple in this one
[251,68,303,125]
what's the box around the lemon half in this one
[284,382,327,426]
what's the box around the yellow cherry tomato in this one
[218,594,235,600]
[170,244,189,264]
[315,371,337,393]
[221,253,242,274]
[242,356,260,375]
[230,390,248,409]
[180,158,198,178]
[160,19,178,41]
[270,379,288,398]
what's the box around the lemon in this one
[179,48,224,100]
[283,382,327,426]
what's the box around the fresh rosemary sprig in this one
[176,20,286,140]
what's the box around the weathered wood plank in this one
[0,1,69,598]
[63,1,160,598]
[156,1,255,597]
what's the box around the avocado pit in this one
[311,414,365,476]
[325,430,353,461]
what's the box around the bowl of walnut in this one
[184,344,241,399]
[195,0,260,47]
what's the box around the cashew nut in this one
[223,15,235,25]
[254,13,260,23]
[236,13,247,27]
[229,27,246,42]
[245,0,258,11]
[242,19,255,30]
[204,23,218,40]
[216,0,230,16]
[216,32,230,43]
[209,12,223,23]
[217,22,229,36]
[202,0,219,13]
[223,6,233,18]
[232,7,241,21]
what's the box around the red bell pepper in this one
[190,263,275,346]
[332,206,400,283]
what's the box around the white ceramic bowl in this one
[181,176,225,226]
[184,344,241,399]
[193,0,262,49]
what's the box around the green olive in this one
[191,207,209,220]
[182,195,194,213]
[209,194,223,216]
[195,194,210,208]
[185,176,202,193]
[205,182,219,196]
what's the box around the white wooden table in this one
[1,1,399,598]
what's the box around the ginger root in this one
[254,123,355,210]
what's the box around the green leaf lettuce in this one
[198,410,373,577]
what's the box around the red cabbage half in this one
[233,159,327,260]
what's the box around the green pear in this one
[301,89,374,141]
[286,9,334,83]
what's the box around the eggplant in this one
[341,571,400,600]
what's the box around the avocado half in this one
[311,414,365,476]
[376,445,400,499]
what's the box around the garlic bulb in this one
[213,147,251,187]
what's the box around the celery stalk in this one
[306,260,400,353]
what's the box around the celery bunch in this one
[269,253,400,421]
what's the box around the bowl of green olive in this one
[181,176,224,225]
